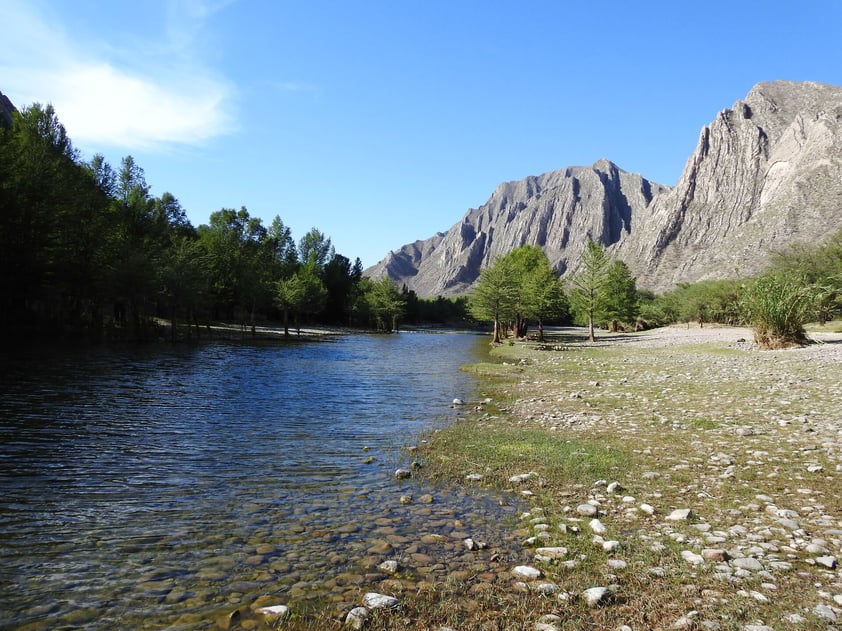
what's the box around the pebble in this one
[666,508,693,521]
[731,557,764,571]
[345,607,368,629]
[576,504,599,517]
[512,565,542,580]
[582,586,610,607]
[257,604,289,620]
[509,472,536,484]
[681,550,705,565]
[816,556,838,569]
[363,592,399,609]
[813,604,837,622]
[535,546,568,559]
[589,519,607,534]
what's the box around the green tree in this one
[298,227,334,270]
[468,256,519,344]
[275,273,305,338]
[365,277,406,332]
[275,262,328,337]
[503,245,548,338]
[322,253,362,325]
[568,240,610,342]
[602,260,639,332]
[771,234,842,325]
[158,236,209,340]
[268,216,299,279]
[521,258,568,341]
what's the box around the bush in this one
[740,271,820,349]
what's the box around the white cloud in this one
[0,1,236,151]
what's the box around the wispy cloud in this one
[0,1,237,151]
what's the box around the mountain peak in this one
[367,80,842,296]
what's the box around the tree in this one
[602,260,638,332]
[323,253,360,325]
[468,256,519,344]
[275,262,328,337]
[268,216,299,279]
[771,234,842,325]
[275,274,305,338]
[298,227,334,270]
[158,236,209,340]
[521,257,569,341]
[503,245,548,338]
[568,240,610,342]
[365,277,406,332]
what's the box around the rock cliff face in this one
[0,91,18,128]
[367,81,842,296]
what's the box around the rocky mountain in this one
[366,80,842,296]
[0,91,17,128]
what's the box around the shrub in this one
[740,271,820,348]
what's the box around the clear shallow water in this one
[0,333,520,629]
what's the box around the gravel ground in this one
[496,325,842,630]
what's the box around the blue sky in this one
[2,1,841,268]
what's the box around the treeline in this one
[639,231,842,347]
[469,236,842,349]
[0,103,470,341]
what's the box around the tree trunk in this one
[587,313,596,342]
[491,320,501,344]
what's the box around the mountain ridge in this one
[367,80,842,296]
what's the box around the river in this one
[0,332,523,630]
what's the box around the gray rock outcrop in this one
[0,91,18,128]
[366,80,842,296]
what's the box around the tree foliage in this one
[364,277,407,332]
[468,255,519,343]
[568,240,610,341]
[469,245,567,343]
[602,260,639,332]
[0,102,368,340]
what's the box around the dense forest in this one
[0,103,469,342]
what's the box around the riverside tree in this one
[518,248,568,341]
[365,277,406,332]
[469,245,566,343]
[568,240,610,342]
[468,254,519,344]
[568,240,641,340]
[603,260,639,332]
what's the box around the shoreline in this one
[403,324,842,630]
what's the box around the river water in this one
[0,332,524,630]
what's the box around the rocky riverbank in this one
[405,325,842,631]
[237,325,841,630]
